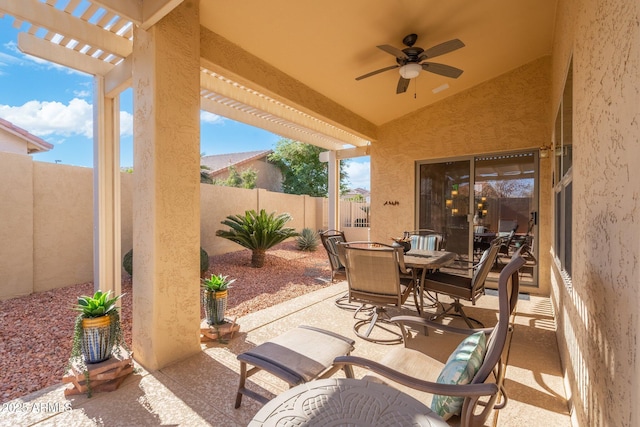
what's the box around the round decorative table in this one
[249,377,447,427]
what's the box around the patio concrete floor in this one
[0,282,571,426]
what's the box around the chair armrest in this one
[389,315,493,337]
[333,355,499,398]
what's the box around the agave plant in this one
[296,228,319,251]
[216,209,298,268]
[201,273,236,292]
[74,290,122,318]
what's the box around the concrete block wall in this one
[0,154,325,299]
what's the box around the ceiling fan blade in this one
[396,77,410,94]
[421,62,464,78]
[421,39,465,60]
[355,64,399,81]
[377,44,408,60]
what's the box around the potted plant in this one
[201,273,235,325]
[70,290,125,365]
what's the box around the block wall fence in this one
[0,152,333,300]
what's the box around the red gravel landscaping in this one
[0,241,332,403]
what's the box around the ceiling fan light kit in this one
[399,63,422,79]
[356,33,465,94]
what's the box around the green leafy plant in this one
[296,228,319,251]
[216,209,299,268]
[123,247,209,277]
[74,290,122,318]
[69,290,129,397]
[201,273,236,292]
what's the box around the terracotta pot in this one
[82,315,113,363]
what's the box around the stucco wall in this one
[0,129,27,155]
[0,153,33,298]
[33,162,94,293]
[0,155,325,300]
[372,56,552,294]
[550,0,640,426]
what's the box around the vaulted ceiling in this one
[200,1,557,126]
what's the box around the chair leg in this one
[353,307,404,344]
[234,361,248,408]
[431,300,485,328]
[334,292,361,311]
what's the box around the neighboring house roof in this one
[0,117,54,154]
[201,149,273,173]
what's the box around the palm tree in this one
[216,209,298,268]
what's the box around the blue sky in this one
[0,16,370,189]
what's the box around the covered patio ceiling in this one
[0,0,557,151]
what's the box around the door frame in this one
[415,149,539,287]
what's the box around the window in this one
[553,60,573,278]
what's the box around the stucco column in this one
[93,75,121,297]
[327,150,339,230]
[131,1,201,370]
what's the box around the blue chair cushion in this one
[430,331,488,420]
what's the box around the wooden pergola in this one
[0,0,370,370]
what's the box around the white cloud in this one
[200,110,224,124]
[344,160,370,190]
[120,111,133,136]
[73,89,91,98]
[0,51,21,67]
[0,98,133,139]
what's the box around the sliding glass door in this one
[417,152,538,286]
[417,160,471,257]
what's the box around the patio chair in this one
[319,229,359,310]
[406,229,444,251]
[497,219,518,259]
[341,242,421,344]
[319,229,347,283]
[422,238,502,328]
[334,246,527,426]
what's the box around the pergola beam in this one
[201,96,344,151]
[142,0,185,29]
[0,0,132,57]
[18,32,114,76]
[201,70,361,149]
[90,0,184,29]
[105,55,133,97]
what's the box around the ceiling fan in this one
[355,33,465,94]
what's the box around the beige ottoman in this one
[235,325,355,408]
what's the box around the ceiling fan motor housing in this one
[396,47,425,65]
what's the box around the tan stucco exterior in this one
[371,57,552,294]
[0,154,324,300]
[549,0,640,426]
[2,1,638,424]
[0,153,33,298]
[33,162,94,293]
[0,130,30,154]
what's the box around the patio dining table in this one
[248,377,447,426]
[404,249,457,313]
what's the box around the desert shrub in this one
[296,228,319,251]
[123,247,209,277]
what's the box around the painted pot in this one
[204,290,228,325]
[82,315,113,364]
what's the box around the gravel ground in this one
[0,241,331,404]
